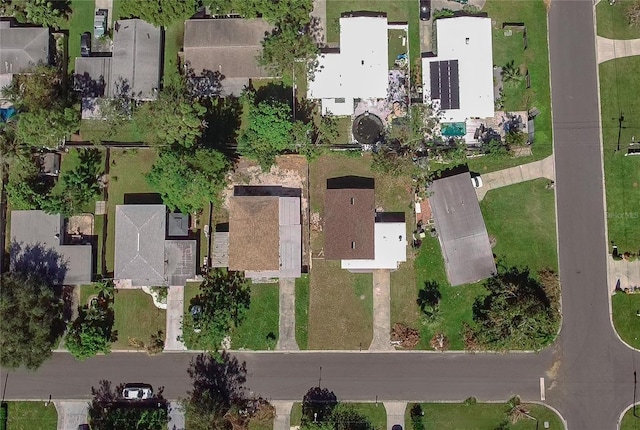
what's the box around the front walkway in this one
[164,286,186,351]
[168,402,186,430]
[276,278,299,350]
[607,255,640,294]
[54,401,88,430]
[384,402,407,430]
[369,270,393,351]
[596,36,640,64]
[475,155,555,201]
[273,401,293,430]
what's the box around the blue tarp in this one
[0,107,16,122]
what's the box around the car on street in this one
[122,383,153,400]
[190,304,203,333]
[94,9,108,38]
[80,32,91,57]
[420,0,431,20]
[471,175,483,188]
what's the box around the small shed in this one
[39,152,61,176]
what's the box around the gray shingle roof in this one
[115,205,166,286]
[112,19,161,100]
[428,172,496,286]
[10,210,92,285]
[0,20,49,74]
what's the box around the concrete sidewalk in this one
[369,270,392,351]
[596,36,640,64]
[276,278,299,351]
[607,256,640,294]
[164,286,187,351]
[475,155,555,201]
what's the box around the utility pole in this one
[318,366,322,388]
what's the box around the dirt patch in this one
[66,214,94,245]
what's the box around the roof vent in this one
[465,37,470,44]
[351,241,356,249]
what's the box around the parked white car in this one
[471,175,483,188]
[122,384,153,400]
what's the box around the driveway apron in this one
[276,278,299,351]
[370,270,392,351]
[54,401,88,430]
[164,285,187,351]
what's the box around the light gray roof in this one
[164,240,196,286]
[10,210,92,285]
[0,20,49,74]
[428,172,496,286]
[168,213,189,237]
[74,57,112,97]
[183,18,273,80]
[112,19,161,100]
[115,205,166,286]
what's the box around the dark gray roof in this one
[112,19,161,100]
[74,57,112,97]
[428,172,496,286]
[183,18,273,79]
[10,210,92,285]
[165,240,196,286]
[0,20,49,74]
[115,205,166,286]
[168,213,189,237]
[430,60,460,110]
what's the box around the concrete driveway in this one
[475,155,555,200]
[54,401,88,430]
[369,270,392,351]
[164,286,186,351]
[596,36,640,64]
[384,402,406,430]
[168,402,185,430]
[276,278,299,351]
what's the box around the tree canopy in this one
[301,387,338,425]
[118,0,199,27]
[0,0,70,28]
[88,380,169,430]
[147,147,229,214]
[181,270,251,351]
[5,153,52,210]
[0,271,65,369]
[470,267,560,350]
[14,107,79,148]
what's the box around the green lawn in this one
[599,57,640,253]
[231,283,279,350]
[105,149,158,274]
[597,0,640,39]
[296,275,310,350]
[388,29,408,69]
[66,0,95,72]
[290,403,387,429]
[163,20,185,85]
[326,0,410,43]
[481,179,558,271]
[482,0,553,163]
[79,283,101,308]
[4,401,58,430]
[79,120,144,143]
[112,289,166,350]
[50,148,106,213]
[612,292,640,349]
[620,406,640,429]
[406,402,564,430]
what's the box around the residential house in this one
[307,13,389,116]
[0,19,50,77]
[183,18,274,96]
[114,205,196,287]
[428,171,496,286]
[324,176,407,272]
[10,210,92,285]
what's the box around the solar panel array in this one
[429,60,460,110]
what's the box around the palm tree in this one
[507,396,536,424]
[501,60,523,86]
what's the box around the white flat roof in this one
[308,16,389,115]
[342,222,407,271]
[422,17,494,122]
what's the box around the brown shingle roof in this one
[228,196,280,271]
[183,18,273,78]
[324,188,375,259]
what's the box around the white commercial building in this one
[341,222,407,271]
[307,15,389,116]
[422,17,494,123]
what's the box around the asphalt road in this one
[2,2,640,429]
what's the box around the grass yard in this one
[163,20,185,84]
[406,402,563,430]
[231,283,279,350]
[4,401,58,430]
[388,29,408,69]
[248,415,275,430]
[612,292,640,349]
[296,275,310,350]
[50,148,106,213]
[290,402,387,429]
[105,148,157,274]
[597,0,640,40]
[79,120,144,143]
[620,406,640,429]
[482,0,553,161]
[111,289,166,350]
[65,0,95,72]
[599,57,640,253]
[79,283,101,309]
[480,179,558,271]
[326,1,410,43]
